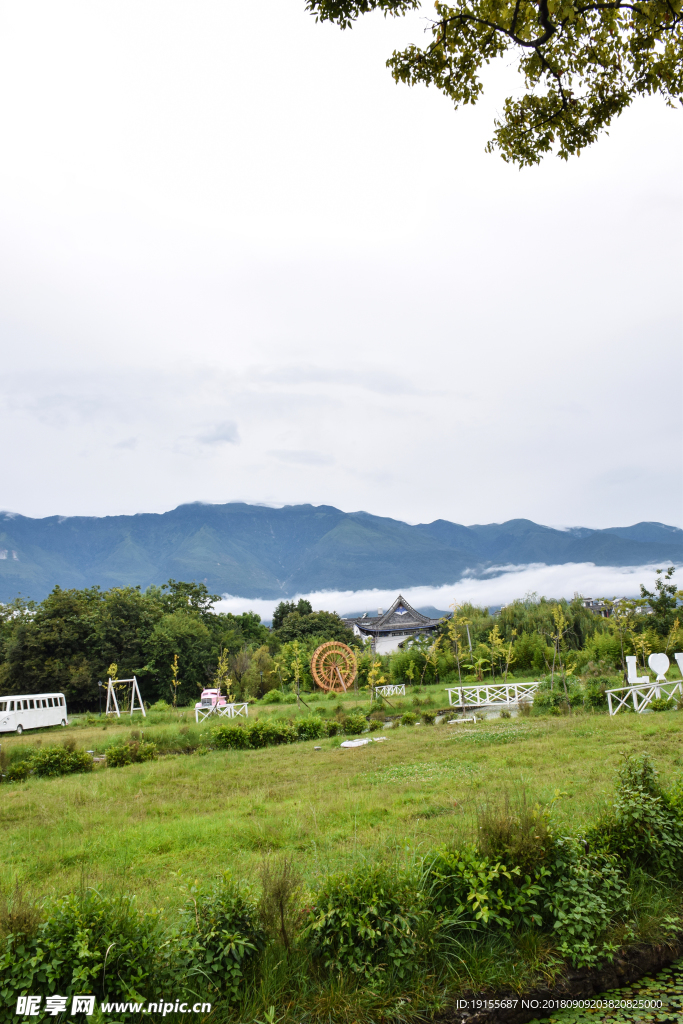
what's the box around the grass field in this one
[2,696,683,912]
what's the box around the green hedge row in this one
[212,713,371,749]
[3,747,93,782]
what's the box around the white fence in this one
[446,682,540,707]
[606,681,682,715]
[373,684,405,699]
[195,702,249,724]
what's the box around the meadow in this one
[2,690,683,910]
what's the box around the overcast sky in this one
[0,0,681,530]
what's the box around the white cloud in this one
[214,561,681,621]
[0,0,679,526]
[196,421,240,445]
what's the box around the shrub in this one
[650,697,675,712]
[172,874,265,1002]
[422,845,542,932]
[3,761,32,783]
[32,747,93,778]
[422,711,436,725]
[499,709,511,720]
[369,719,384,732]
[250,721,296,747]
[150,699,169,711]
[260,690,283,704]
[543,839,631,968]
[295,717,326,741]
[586,753,683,876]
[401,712,417,726]
[340,713,367,736]
[303,865,421,980]
[326,721,341,737]
[584,681,608,709]
[106,741,158,767]
[0,890,163,1012]
[2,747,93,782]
[213,724,251,750]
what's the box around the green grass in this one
[2,705,683,912]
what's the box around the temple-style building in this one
[343,594,444,655]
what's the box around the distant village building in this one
[581,598,611,617]
[581,597,652,618]
[343,595,444,655]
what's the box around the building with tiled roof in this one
[343,594,444,655]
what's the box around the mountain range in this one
[0,503,681,603]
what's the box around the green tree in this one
[274,609,357,645]
[639,567,683,638]
[308,0,683,165]
[1,586,102,707]
[272,599,313,630]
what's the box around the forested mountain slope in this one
[0,503,680,601]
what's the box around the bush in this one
[584,681,608,710]
[650,697,675,712]
[401,712,417,726]
[213,724,252,750]
[249,720,296,747]
[340,713,367,736]
[32,747,93,778]
[172,875,265,1002]
[260,690,283,704]
[0,890,163,1013]
[4,761,31,783]
[303,866,421,980]
[422,711,436,725]
[422,845,542,932]
[106,741,158,767]
[295,717,326,741]
[2,747,93,782]
[586,753,683,876]
[150,700,170,711]
[543,839,631,968]
[369,719,384,732]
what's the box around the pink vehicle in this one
[195,688,228,713]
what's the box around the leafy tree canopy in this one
[639,566,683,637]
[272,599,313,630]
[307,0,683,164]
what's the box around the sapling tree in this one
[487,624,506,679]
[215,648,234,703]
[170,654,181,708]
[503,629,517,682]
[307,0,683,165]
[549,605,571,694]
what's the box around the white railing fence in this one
[446,682,540,707]
[606,681,682,715]
[373,684,405,699]
[195,702,249,724]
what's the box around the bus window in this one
[59,696,64,705]
[9,701,14,711]
[22,700,28,710]
[42,699,47,707]
[29,700,34,709]
[47,698,53,707]
[0,702,6,712]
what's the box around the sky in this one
[0,0,681,532]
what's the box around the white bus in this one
[0,693,68,734]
